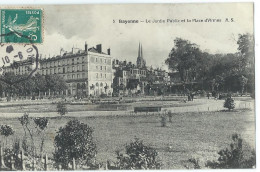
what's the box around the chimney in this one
[107,48,111,55]
[96,44,102,53]
[85,42,88,53]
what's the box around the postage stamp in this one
[0,9,42,43]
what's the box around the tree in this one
[238,75,248,95]
[237,33,254,72]
[224,97,235,111]
[206,134,255,169]
[165,38,202,89]
[45,74,67,94]
[116,138,161,170]
[0,125,14,146]
[53,120,97,169]
[33,117,49,158]
[18,113,35,156]
[33,73,47,97]
[57,101,68,116]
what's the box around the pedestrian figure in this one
[191,93,194,101]
[207,92,210,99]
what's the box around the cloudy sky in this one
[38,3,253,70]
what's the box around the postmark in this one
[0,31,39,85]
[0,9,42,43]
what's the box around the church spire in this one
[141,44,143,58]
[138,42,141,57]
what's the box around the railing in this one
[0,146,110,171]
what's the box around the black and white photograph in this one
[0,2,256,171]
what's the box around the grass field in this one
[0,108,255,169]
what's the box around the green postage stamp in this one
[0,9,42,43]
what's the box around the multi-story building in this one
[3,57,37,75]
[112,43,147,95]
[40,43,113,97]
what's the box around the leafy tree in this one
[0,125,14,146]
[53,120,97,169]
[33,73,47,97]
[57,101,68,116]
[224,97,235,111]
[33,117,49,157]
[237,33,254,72]
[239,75,248,95]
[116,138,161,170]
[206,134,255,169]
[165,38,202,89]
[45,74,67,94]
[18,113,35,156]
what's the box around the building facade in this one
[40,43,113,97]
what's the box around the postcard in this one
[0,3,255,170]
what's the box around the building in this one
[112,43,148,96]
[40,43,113,97]
[3,57,38,75]
[136,43,146,68]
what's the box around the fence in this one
[0,146,111,171]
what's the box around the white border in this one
[0,0,258,172]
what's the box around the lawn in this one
[0,109,255,169]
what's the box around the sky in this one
[38,3,254,70]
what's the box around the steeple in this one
[138,42,141,57]
[141,44,143,58]
[136,42,146,68]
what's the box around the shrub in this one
[116,138,161,170]
[206,133,256,169]
[167,111,173,123]
[57,101,68,116]
[160,116,167,127]
[53,119,97,169]
[224,97,235,111]
[0,125,15,145]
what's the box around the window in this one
[67,59,69,64]
[82,73,85,78]
[104,59,107,63]
[82,56,84,60]
[77,65,80,71]
[72,74,75,79]
[100,58,102,63]
[100,73,102,78]
[63,75,65,78]
[67,74,70,79]
[63,67,65,73]
[105,74,106,78]
[104,66,107,70]
[67,67,70,72]
[72,59,74,64]
[82,65,85,71]
[100,66,102,70]
[58,68,61,73]
[77,74,80,78]
[54,68,56,74]
[42,70,44,75]
[96,66,98,70]
[96,58,98,62]
[50,69,52,74]
[58,61,61,66]
[96,73,98,78]
[72,66,75,72]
